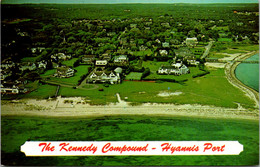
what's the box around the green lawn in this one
[212,42,258,54]
[62,58,79,67]
[57,68,255,108]
[142,61,203,81]
[133,49,153,56]
[47,65,90,86]
[214,26,229,31]
[144,67,201,81]
[21,55,42,63]
[40,69,56,77]
[218,38,233,42]
[23,84,57,99]
[59,86,117,105]
[32,65,257,108]
[125,72,143,80]
[190,47,205,58]
[142,61,168,72]
[208,53,229,58]
[1,116,259,166]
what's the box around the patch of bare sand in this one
[219,53,241,61]
[205,62,225,68]
[1,97,258,121]
[157,91,183,97]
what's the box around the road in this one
[201,41,214,59]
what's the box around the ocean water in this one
[235,54,259,92]
[1,116,259,166]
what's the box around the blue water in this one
[235,54,259,92]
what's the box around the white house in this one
[87,69,121,84]
[54,67,75,78]
[114,55,128,63]
[95,60,108,66]
[185,37,198,47]
[158,63,189,76]
[159,50,168,56]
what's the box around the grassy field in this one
[1,116,258,166]
[23,84,57,99]
[190,47,205,58]
[59,86,117,105]
[132,49,153,57]
[212,43,259,54]
[208,53,229,58]
[125,72,143,80]
[21,56,42,63]
[62,58,79,67]
[40,69,56,77]
[57,68,255,108]
[45,65,90,86]
[212,26,229,31]
[142,61,204,81]
[218,38,233,42]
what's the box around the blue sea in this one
[235,54,259,92]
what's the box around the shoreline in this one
[1,96,259,121]
[224,51,259,108]
[1,51,259,121]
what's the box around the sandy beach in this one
[1,52,259,121]
[1,95,259,121]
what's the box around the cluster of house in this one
[18,61,48,71]
[158,61,190,75]
[1,79,28,94]
[0,59,49,94]
[54,66,75,78]
[51,53,72,62]
[86,55,129,84]
[87,67,122,84]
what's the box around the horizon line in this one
[2,2,259,4]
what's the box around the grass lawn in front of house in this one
[125,72,143,80]
[58,68,255,108]
[21,55,42,63]
[47,65,90,86]
[40,69,56,77]
[23,84,57,99]
[61,58,79,67]
[132,49,153,56]
[142,61,204,81]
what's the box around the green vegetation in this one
[218,38,233,42]
[40,69,56,77]
[21,56,42,63]
[59,86,117,105]
[211,42,259,54]
[47,65,90,86]
[125,72,143,80]
[23,84,57,99]
[132,50,153,57]
[212,26,229,31]
[142,61,203,81]
[55,68,256,108]
[1,116,258,166]
[208,53,229,58]
[62,58,79,67]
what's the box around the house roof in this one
[57,67,71,72]
[114,67,123,73]
[92,70,116,76]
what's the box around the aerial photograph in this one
[1,0,259,166]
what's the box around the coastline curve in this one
[224,51,259,109]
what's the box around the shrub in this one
[192,71,210,78]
